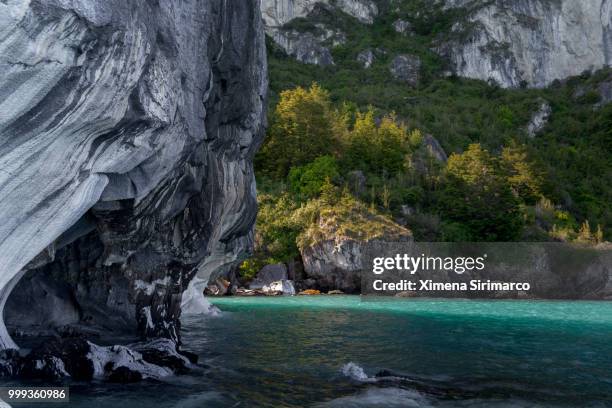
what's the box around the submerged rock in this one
[16,337,192,382]
[0,0,267,348]
[131,338,193,374]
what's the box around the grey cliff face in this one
[260,0,378,27]
[301,239,365,293]
[441,0,612,88]
[270,29,335,66]
[0,0,267,349]
[261,0,376,65]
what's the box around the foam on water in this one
[315,387,431,407]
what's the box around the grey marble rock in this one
[249,263,289,290]
[440,0,612,88]
[0,0,267,349]
[270,29,335,66]
[527,99,552,137]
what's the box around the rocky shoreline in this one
[0,337,197,383]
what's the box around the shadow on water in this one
[3,297,612,407]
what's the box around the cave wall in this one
[0,0,267,348]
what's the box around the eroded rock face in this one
[301,239,364,293]
[270,29,335,65]
[261,0,377,27]
[261,0,376,65]
[527,99,552,137]
[390,54,422,87]
[301,237,413,293]
[0,0,267,349]
[441,0,612,88]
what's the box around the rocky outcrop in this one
[422,134,448,163]
[0,0,267,349]
[5,337,193,381]
[249,263,289,290]
[393,19,413,35]
[390,55,422,87]
[261,0,378,27]
[441,0,612,88]
[357,49,375,68]
[335,0,379,24]
[301,239,364,293]
[261,0,375,65]
[262,280,296,295]
[527,99,552,137]
[357,48,386,69]
[270,29,335,65]
[596,80,612,107]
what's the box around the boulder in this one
[262,280,296,296]
[18,337,192,382]
[390,55,422,87]
[204,278,231,297]
[249,264,289,290]
[130,338,192,374]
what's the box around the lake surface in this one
[10,297,612,407]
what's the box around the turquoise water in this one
[19,297,612,407]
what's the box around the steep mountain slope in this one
[262,0,612,88]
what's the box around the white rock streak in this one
[0,1,191,348]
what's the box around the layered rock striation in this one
[0,0,267,349]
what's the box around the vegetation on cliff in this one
[243,2,611,277]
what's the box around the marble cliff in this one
[0,0,267,349]
[261,0,612,88]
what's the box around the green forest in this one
[243,2,612,276]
